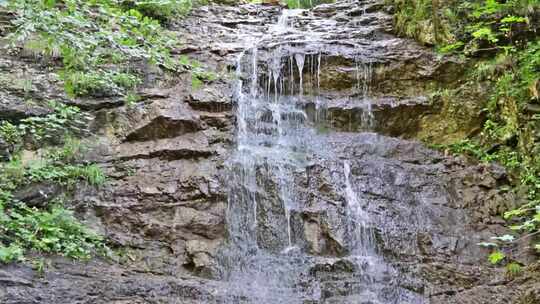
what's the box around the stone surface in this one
[1,0,538,303]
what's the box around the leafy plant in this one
[0,100,107,264]
[76,164,106,186]
[0,151,108,264]
[0,244,24,263]
[506,262,522,277]
[0,121,23,148]
[3,0,186,97]
[392,0,540,262]
[17,101,91,146]
[130,0,193,21]
[488,250,506,264]
[179,55,219,89]
[124,92,142,107]
[31,258,48,276]
[387,0,539,51]
[0,202,106,262]
[45,137,85,163]
[471,27,499,43]
[62,70,140,97]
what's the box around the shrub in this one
[392,0,540,259]
[284,0,334,9]
[4,0,180,97]
[17,101,91,146]
[63,71,140,97]
[132,0,193,21]
[0,101,108,264]
[0,202,106,262]
[0,121,22,148]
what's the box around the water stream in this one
[219,3,425,303]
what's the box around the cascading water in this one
[218,2,426,303]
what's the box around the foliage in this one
[488,250,506,264]
[76,164,106,186]
[0,121,22,149]
[2,0,220,99]
[477,41,540,256]
[0,0,221,266]
[45,136,85,163]
[390,0,540,262]
[2,0,184,98]
[433,139,522,169]
[387,0,539,50]
[0,101,91,148]
[179,55,218,89]
[1,151,106,198]
[31,258,48,276]
[0,244,24,263]
[386,0,456,45]
[506,262,523,277]
[0,101,107,264]
[124,92,142,107]
[127,0,193,21]
[0,201,106,262]
[62,70,140,97]
[0,154,107,264]
[283,0,334,9]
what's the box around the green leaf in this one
[488,251,505,265]
[472,27,498,43]
[501,16,527,24]
[0,244,24,263]
[506,262,522,277]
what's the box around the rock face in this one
[1,0,538,304]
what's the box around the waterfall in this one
[218,3,426,304]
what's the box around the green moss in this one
[391,0,540,258]
[62,70,140,97]
[0,102,108,264]
[284,0,335,9]
[127,0,193,22]
[0,202,106,263]
[4,0,181,97]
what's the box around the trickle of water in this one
[272,9,304,33]
[221,12,315,301]
[250,48,258,98]
[344,161,376,256]
[295,53,305,95]
[316,53,321,93]
[355,57,374,129]
[220,4,425,304]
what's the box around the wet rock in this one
[65,96,125,110]
[123,105,204,142]
[12,182,63,208]
[0,99,50,121]
[519,284,540,304]
[185,239,221,278]
[324,96,435,137]
[138,88,170,100]
[292,204,348,256]
[0,259,244,304]
[188,84,233,112]
[114,132,214,161]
